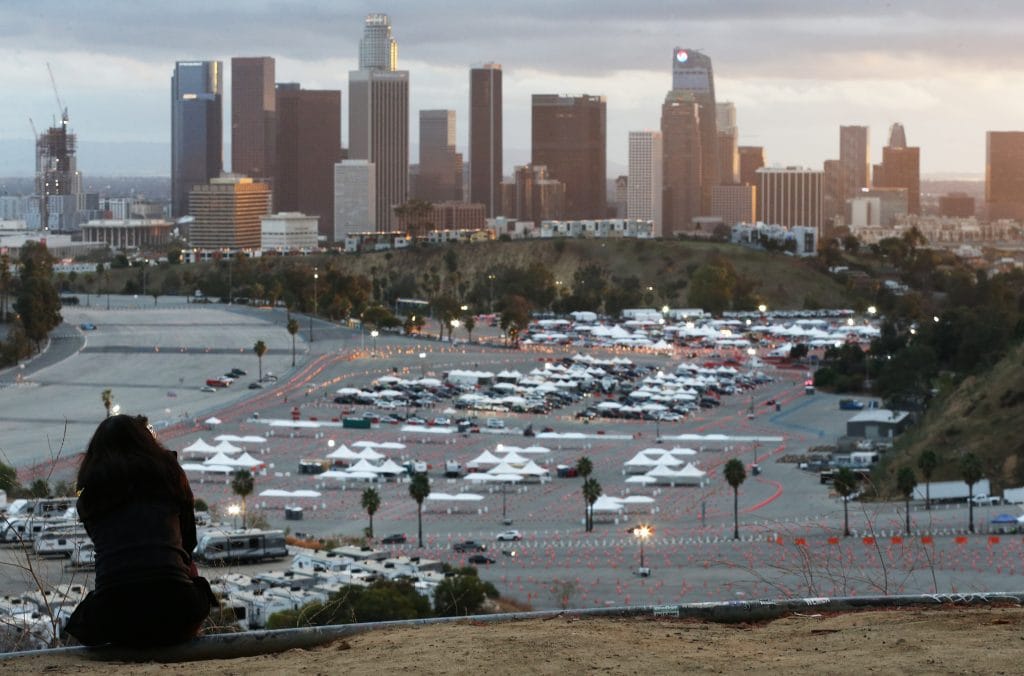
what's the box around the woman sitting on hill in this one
[65,414,216,647]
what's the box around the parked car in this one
[496,530,522,541]
[200,385,216,393]
[485,418,505,429]
[468,554,496,565]
[79,323,97,331]
[970,494,1001,506]
[380,533,407,544]
[839,399,865,410]
[453,540,487,552]
[248,382,264,389]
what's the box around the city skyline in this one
[5,2,1024,177]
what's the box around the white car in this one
[485,418,505,429]
[496,530,522,541]
[970,494,1001,506]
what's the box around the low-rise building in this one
[261,212,319,252]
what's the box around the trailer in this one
[193,529,288,564]
[913,479,991,503]
[33,525,91,558]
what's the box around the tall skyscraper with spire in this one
[349,14,408,232]
[470,64,502,218]
[171,60,223,218]
[671,48,719,214]
[874,123,920,215]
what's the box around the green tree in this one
[287,318,299,367]
[361,487,381,539]
[0,460,18,494]
[498,294,532,346]
[896,466,918,534]
[408,473,430,547]
[582,478,602,534]
[833,468,859,537]
[463,314,476,343]
[101,389,114,418]
[0,252,10,322]
[576,456,593,531]
[231,469,255,529]
[960,452,983,534]
[918,450,938,511]
[28,478,50,498]
[266,580,432,628]
[434,569,498,617]
[723,458,747,540]
[14,242,62,351]
[687,260,736,315]
[253,340,267,381]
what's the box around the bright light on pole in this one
[633,524,652,570]
[419,352,426,377]
[310,268,319,343]
[370,329,379,356]
[228,504,240,530]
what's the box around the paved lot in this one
[1,301,1021,611]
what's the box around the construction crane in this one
[28,117,38,142]
[46,62,67,125]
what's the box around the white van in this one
[485,418,505,430]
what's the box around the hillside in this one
[83,239,854,313]
[881,341,1024,493]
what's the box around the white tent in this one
[519,460,549,476]
[259,489,322,498]
[467,450,503,469]
[326,445,360,461]
[352,440,381,448]
[181,438,218,455]
[376,459,407,475]
[625,475,658,485]
[521,446,551,455]
[181,462,233,474]
[667,447,698,457]
[591,496,625,513]
[488,462,525,476]
[349,458,383,473]
[464,472,503,483]
[204,416,222,426]
[203,452,239,467]
[212,440,243,455]
[233,452,265,469]
[215,435,267,444]
[356,448,386,462]
[496,450,529,465]
[377,442,407,450]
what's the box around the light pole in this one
[227,255,232,305]
[487,274,496,313]
[370,329,379,356]
[142,259,148,296]
[864,305,877,390]
[310,267,319,343]
[419,352,426,378]
[228,504,240,531]
[450,318,460,342]
[633,524,652,570]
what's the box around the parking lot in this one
[1,300,1022,610]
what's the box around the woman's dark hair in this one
[77,415,190,517]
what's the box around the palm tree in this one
[833,467,859,537]
[582,478,602,533]
[408,473,431,547]
[361,488,381,539]
[960,452,983,534]
[101,389,113,418]
[231,469,255,529]
[723,458,747,540]
[576,457,594,531]
[253,340,267,381]
[463,314,476,343]
[918,450,938,511]
[896,466,918,534]
[287,318,299,367]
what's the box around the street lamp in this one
[632,524,652,571]
[758,303,767,314]
[419,352,426,377]
[310,267,319,343]
[370,329,379,355]
[487,274,496,313]
[228,504,240,531]
[450,318,460,341]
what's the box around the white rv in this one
[33,525,91,558]
[193,529,288,564]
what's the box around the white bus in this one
[194,529,288,564]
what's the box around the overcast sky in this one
[6,0,1024,177]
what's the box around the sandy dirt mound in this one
[4,607,1022,674]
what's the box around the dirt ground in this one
[3,606,1024,674]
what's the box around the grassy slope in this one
[879,341,1024,494]
[337,239,852,310]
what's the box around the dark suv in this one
[453,540,487,553]
[380,533,407,544]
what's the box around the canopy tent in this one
[320,469,379,481]
[233,452,265,469]
[348,458,383,473]
[204,417,222,426]
[326,445,361,461]
[425,493,484,502]
[181,438,218,455]
[375,459,407,475]
[518,460,550,477]
[181,462,233,474]
[521,446,552,455]
[203,452,241,467]
[211,440,242,455]
[467,450,503,469]
[259,489,322,498]
[215,435,267,444]
[624,475,658,485]
[591,496,625,513]
[496,450,529,465]
[488,462,526,476]
[356,448,386,462]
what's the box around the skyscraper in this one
[35,112,83,230]
[188,176,271,249]
[716,102,738,185]
[231,57,276,180]
[531,94,606,219]
[470,64,502,218]
[874,123,920,215]
[758,167,824,233]
[171,60,223,218]
[275,83,342,240]
[738,146,765,186]
[661,90,701,235]
[671,48,719,214]
[986,131,1024,221]
[627,131,663,235]
[349,14,408,232]
[418,110,462,203]
[359,13,398,71]
[839,125,870,201]
[334,160,375,240]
